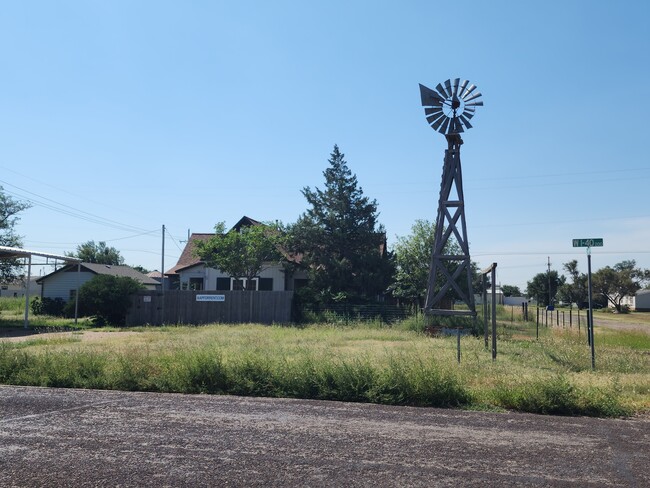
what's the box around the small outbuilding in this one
[37,263,160,301]
[635,289,650,312]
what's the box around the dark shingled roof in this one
[165,233,213,275]
[166,216,264,275]
[37,263,160,286]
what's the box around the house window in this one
[189,278,204,291]
[259,278,273,291]
[216,278,230,291]
[231,278,258,291]
[69,289,77,301]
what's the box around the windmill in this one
[419,79,483,317]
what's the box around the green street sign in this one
[572,238,603,248]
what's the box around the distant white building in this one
[0,277,41,298]
[634,289,650,312]
[475,286,504,305]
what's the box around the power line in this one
[0,165,151,221]
[0,181,153,234]
[165,229,186,253]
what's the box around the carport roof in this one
[0,245,81,263]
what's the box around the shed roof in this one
[37,263,160,286]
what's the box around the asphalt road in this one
[1,386,648,487]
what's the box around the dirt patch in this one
[0,328,138,343]
[593,316,650,333]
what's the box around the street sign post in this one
[572,238,603,248]
[572,238,602,370]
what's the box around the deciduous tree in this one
[194,222,282,291]
[68,241,124,265]
[557,259,588,308]
[592,260,650,312]
[526,271,565,307]
[392,220,472,307]
[0,186,31,281]
[500,285,522,297]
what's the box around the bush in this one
[31,297,67,316]
[76,275,144,325]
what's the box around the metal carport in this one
[0,246,81,329]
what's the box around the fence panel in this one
[126,290,293,326]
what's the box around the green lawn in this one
[1,318,647,417]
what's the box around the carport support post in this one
[23,255,32,329]
[74,263,80,325]
[491,263,497,361]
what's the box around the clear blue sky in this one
[1,1,649,291]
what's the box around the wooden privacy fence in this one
[126,290,294,326]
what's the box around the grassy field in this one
[1,310,648,417]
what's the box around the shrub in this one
[31,297,67,316]
[76,275,144,325]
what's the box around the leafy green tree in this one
[500,285,522,297]
[557,260,588,308]
[0,186,31,281]
[288,145,393,303]
[526,271,565,307]
[194,222,282,291]
[592,260,650,312]
[392,219,475,307]
[391,220,435,307]
[68,240,124,265]
[75,275,144,325]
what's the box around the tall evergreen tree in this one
[289,145,392,303]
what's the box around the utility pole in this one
[161,224,165,325]
[547,256,552,308]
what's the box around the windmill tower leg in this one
[424,134,476,317]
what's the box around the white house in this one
[165,216,308,292]
[37,263,160,301]
[0,277,41,298]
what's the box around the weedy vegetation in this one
[1,308,648,418]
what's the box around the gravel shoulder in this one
[1,386,648,487]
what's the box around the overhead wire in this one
[0,181,154,234]
[165,228,186,254]
[0,165,152,221]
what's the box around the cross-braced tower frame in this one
[419,79,483,317]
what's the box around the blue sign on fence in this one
[196,294,225,302]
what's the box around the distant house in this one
[165,216,308,292]
[0,277,41,298]
[475,286,505,306]
[37,263,161,301]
